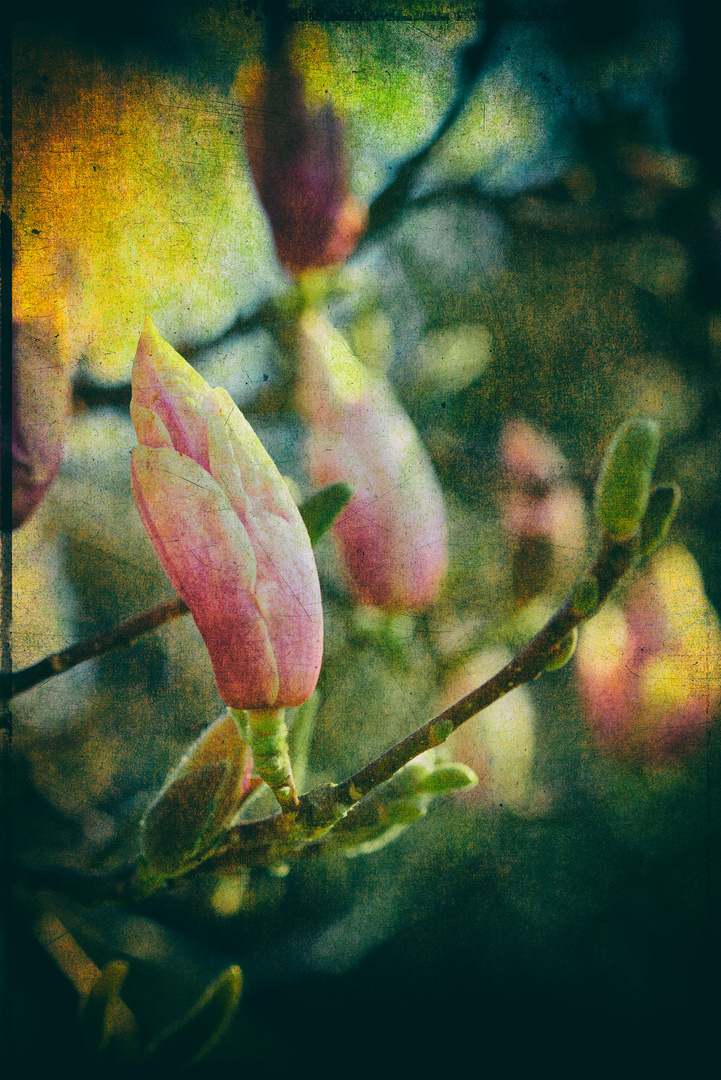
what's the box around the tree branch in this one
[12,530,637,897]
[4,597,189,699]
[204,530,638,873]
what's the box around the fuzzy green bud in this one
[594,419,660,539]
[572,576,600,619]
[639,483,681,558]
[544,627,578,672]
[415,762,479,795]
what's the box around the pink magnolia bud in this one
[498,418,587,604]
[10,247,77,530]
[576,544,721,763]
[240,39,366,275]
[296,311,448,612]
[130,321,323,709]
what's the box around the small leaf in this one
[299,482,353,545]
[141,761,230,876]
[147,964,243,1067]
[415,762,479,795]
[639,483,681,558]
[594,418,660,539]
[386,801,427,825]
[544,627,579,672]
[77,959,135,1055]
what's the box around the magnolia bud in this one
[130,321,324,709]
[296,310,448,611]
[576,544,721,762]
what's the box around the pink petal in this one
[207,410,324,703]
[130,446,282,708]
[132,320,224,470]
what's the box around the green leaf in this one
[415,762,479,795]
[147,965,243,1067]
[287,691,321,794]
[594,418,660,539]
[544,627,578,672]
[299,482,353,546]
[639,483,681,558]
[140,761,230,876]
[77,959,131,1053]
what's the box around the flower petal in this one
[132,319,224,471]
[129,403,174,452]
[130,445,281,707]
[207,408,324,704]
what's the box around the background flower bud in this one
[130,321,324,709]
[239,28,367,274]
[498,418,587,604]
[576,543,721,762]
[296,310,448,612]
[10,246,77,530]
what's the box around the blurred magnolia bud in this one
[576,544,721,763]
[498,418,587,605]
[141,710,259,876]
[10,245,78,530]
[296,310,448,612]
[239,28,367,275]
[441,648,536,810]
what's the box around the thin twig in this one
[4,597,189,699]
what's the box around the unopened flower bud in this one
[296,310,448,611]
[576,544,721,762]
[239,30,366,275]
[498,418,586,604]
[130,321,324,710]
[544,627,578,672]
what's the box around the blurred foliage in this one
[7,2,721,1076]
